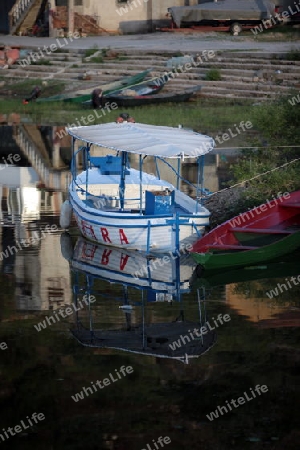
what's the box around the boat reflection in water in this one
[62,234,216,364]
[191,250,300,290]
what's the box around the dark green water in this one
[0,124,300,450]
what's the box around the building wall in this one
[74,0,199,34]
[53,0,298,35]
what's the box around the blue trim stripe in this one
[73,259,183,287]
[70,195,210,222]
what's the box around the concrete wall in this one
[53,0,299,35]
[78,0,150,33]
[74,0,198,34]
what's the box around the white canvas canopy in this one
[67,122,215,158]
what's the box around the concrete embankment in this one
[1,47,300,101]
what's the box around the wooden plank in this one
[279,203,300,208]
[230,227,293,234]
[206,244,259,250]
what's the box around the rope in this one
[215,146,300,149]
[209,156,300,198]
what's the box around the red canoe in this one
[190,190,300,271]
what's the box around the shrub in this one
[205,68,221,81]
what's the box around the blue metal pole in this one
[139,154,143,214]
[146,220,151,254]
[85,145,90,202]
[196,157,200,213]
[200,155,205,205]
[177,157,180,190]
[119,152,127,210]
[155,156,161,180]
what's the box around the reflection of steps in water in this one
[13,125,71,190]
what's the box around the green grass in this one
[0,78,66,98]
[53,48,68,53]
[284,48,300,60]
[88,56,103,63]
[0,77,270,134]
[101,47,109,57]
[0,97,254,134]
[84,46,99,58]
[205,68,221,81]
[30,59,52,65]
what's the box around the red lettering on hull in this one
[119,229,129,245]
[81,220,96,240]
[100,227,112,243]
[81,242,97,260]
[101,249,112,265]
[120,254,129,271]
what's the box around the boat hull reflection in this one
[63,235,217,364]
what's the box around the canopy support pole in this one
[119,151,127,211]
[155,157,161,180]
[196,155,205,213]
[177,158,180,190]
[85,144,90,202]
[139,154,143,215]
[71,137,76,190]
[87,275,94,341]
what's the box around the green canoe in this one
[191,230,300,271]
[191,250,300,289]
[37,69,153,103]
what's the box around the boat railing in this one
[72,178,144,211]
[174,190,198,213]
[157,157,210,211]
[86,193,142,211]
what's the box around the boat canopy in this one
[67,122,215,158]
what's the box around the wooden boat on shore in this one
[37,69,152,103]
[60,121,215,253]
[190,190,300,271]
[81,74,169,108]
[105,76,167,96]
[105,85,201,107]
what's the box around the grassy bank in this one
[0,96,254,136]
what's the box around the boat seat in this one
[230,227,293,234]
[206,244,259,251]
[279,202,300,208]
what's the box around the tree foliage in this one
[230,96,300,207]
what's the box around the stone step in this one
[200,91,275,101]
[97,56,300,70]
[199,80,293,92]
[4,48,300,102]
[62,63,300,82]
[200,86,276,98]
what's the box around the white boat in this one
[63,122,215,253]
